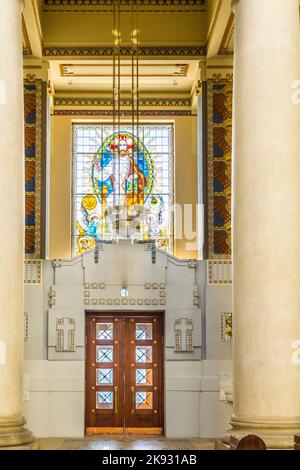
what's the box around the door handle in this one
[131,386,135,414]
[114,386,118,413]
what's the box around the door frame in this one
[84,310,165,435]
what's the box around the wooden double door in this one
[85,312,164,435]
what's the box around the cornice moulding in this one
[54,97,192,107]
[43,45,207,57]
[52,109,192,116]
[44,0,208,11]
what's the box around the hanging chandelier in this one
[111,0,143,240]
[94,1,156,262]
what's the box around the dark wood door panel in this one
[85,312,164,434]
[124,316,164,430]
[86,316,124,430]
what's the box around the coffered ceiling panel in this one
[50,59,199,92]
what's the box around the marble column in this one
[228,0,300,449]
[0,0,33,446]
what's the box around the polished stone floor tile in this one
[37,437,215,451]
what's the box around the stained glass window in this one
[136,346,152,363]
[96,346,113,363]
[136,368,153,386]
[96,391,113,409]
[96,323,113,340]
[72,124,173,256]
[136,323,152,340]
[136,391,153,409]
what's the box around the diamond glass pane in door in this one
[96,323,113,340]
[96,368,113,385]
[136,323,152,340]
[136,391,153,410]
[96,345,113,363]
[136,346,152,363]
[136,368,153,386]
[96,391,113,409]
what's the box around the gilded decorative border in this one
[43,45,206,57]
[24,79,42,259]
[221,312,232,342]
[207,78,232,259]
[53,109,192,116]
[54,97,191,107]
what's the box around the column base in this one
[223,415,300,449]
[0,417,34,447]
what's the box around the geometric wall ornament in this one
[193,290,200,307]
[174,318,193,352]
[207,260,232,285]
[24,259,42,284]
[56,317,76,352]
[221,312,232,342]
[24,312,29,342]
[49,287,56,307]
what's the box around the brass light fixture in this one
[112,0,141,239]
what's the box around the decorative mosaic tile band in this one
[24,80,42,258]
[221,312,232,342]
[207,78,232,259]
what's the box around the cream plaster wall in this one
[23,359,232,438]
[49,115,198,260]
[42,11,207,46]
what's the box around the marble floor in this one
[36,436,216,451]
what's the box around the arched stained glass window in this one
[72,124,174,256]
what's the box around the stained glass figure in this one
[73,125,173,255]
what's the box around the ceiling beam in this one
[206,0,232,59]
[23,0,44,58]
